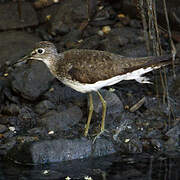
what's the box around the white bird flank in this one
[61,66,160,93]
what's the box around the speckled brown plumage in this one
[51,49,171,84]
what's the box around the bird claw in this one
[92,129,109,144]
[135,76,153,84]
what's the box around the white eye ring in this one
[36,48,45,54]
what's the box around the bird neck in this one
[45,54,64,76]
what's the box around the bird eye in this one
[37,48,45,54]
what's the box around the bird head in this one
[15,41,59,67]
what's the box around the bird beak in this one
[11,55,30,67]
[18,55,30,63]
[12,51,36,67]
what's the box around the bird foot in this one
[136,76,153,84]
[92,129,109,144]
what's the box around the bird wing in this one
[62,49,172,84]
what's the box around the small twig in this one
[162,0,176,78]
[17,0,22,21]
[139,0,151,56]
[129,97,146,113]
[152,0,162,56]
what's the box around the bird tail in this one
[126,54,173,72]
[147,54,173,67]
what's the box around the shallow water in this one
[0,152,180,180]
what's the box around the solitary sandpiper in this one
[16,41,172,137]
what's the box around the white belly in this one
[61,67,159,93]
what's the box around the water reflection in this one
[0,152,180,180]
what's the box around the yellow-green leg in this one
[92,91,107,143]
[97,90,107,133]
[84,93,94,136]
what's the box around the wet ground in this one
[0,0,180,179]
[1,152,180,180]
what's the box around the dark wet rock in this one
[79,35,102,49]
[116,0,180,31]
[56,103,67,113]
[18,106,36,129]
[35,25,54,41]
[112,111,151,152]
[0,78,10,105]
[120,43,148,57]
[150,120,165,130]
[99,36,127,54]
[34,100,56,115]
[49,0,88,35]
[90,17,116,29]
[37,4,60,24]
[7,137,115,164]
[129,19,142,28]
[0,77,10,91]
[94,4,116,21]
[56,29,82,49]
[0,115,9,125]
[93,138,116,156]
[170,71,180,97]
[91,19,115,27]
[43,81,86,105]
[115,131,143,153]
[3,130,16,139]
[141,138,152,151]
[50,21,70,36]
[109,27,143,44]
[38,105,83,132]
[165,136,180,151]
[4,116,19,127]
[165,123,180,150]
[3,88,19,104]
[1,103,20,116]
[27,127,47,136]
[0,31,41,67]
[0,2,38,30]
[90,2,116,27]
[90,90,123,122]
[146,129,163,139]
[16,136,39,144]
[112,114,133,140]
[107,167,143,180]
[144,97,173,117]
[99,27,144,54]
[82,26,100,38]
[11,61,54,101]
[0,124,7,133]
[0,138,16,155]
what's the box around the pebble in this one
[0,124,7,133]
[102,26,111,34]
